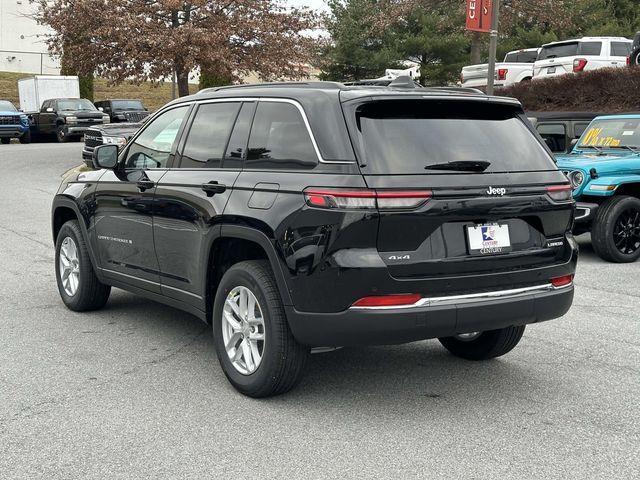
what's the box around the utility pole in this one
[172,70,177,100]
[486,0,501,96]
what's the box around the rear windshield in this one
[504,50,538,63]
[538,41,602,60]
[354,101,556,175]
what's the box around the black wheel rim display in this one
[613,208,640,255]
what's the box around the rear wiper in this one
[424,161,491,172]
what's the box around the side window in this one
[125,106,189,169]
[224,102,256,170]
[246,102,318,170]
[179,102,241,169]
[578,42,602,56]
[611,42,631,57]
[537,123,567,153]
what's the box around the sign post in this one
[466,0,501,95]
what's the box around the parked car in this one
[461,48,539,88]
[94,99,150,123]
[527,111,606,154]
[629,32,640,65]
[533,37,632,80]
[82,121,145,166]
[556,114,640,262]
[52,82,576,397]
[0,100,31,144]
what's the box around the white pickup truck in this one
[460,48,539,89]
[533,37,632,80]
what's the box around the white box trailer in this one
[18,75,80,113]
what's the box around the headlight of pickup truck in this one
[103,136,127,147]
[568,170,585,189]
[19,115,29,126]
[66,116,78,124]
[102,115,111,124]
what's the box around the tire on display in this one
[55,220,111,311]
[591,196,640,263]
[439,325,526,361]
[213,260,309,397]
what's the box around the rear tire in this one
[439,325,526,360]
[591,196,640,263]
[0,138,9,144]
[212,260,309,397]
[55,220,111,311]
[630,48,640,66]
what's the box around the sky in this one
[286,0,330,12]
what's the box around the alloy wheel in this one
[221,286,266,375]
[613,208,640,255]
[59,237,80,296]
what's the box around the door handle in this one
[201,181,226,197]
[137,179,155,192]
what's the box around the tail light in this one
[352,294,422,308]
[627,56,631,66]
[497,68,508,81]
[573,58,588,72]
[546,185,572,202]
[551,274,574,288]
[304,188,432,210]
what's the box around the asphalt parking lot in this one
[0,142,638,479]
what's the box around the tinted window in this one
[0,100,17,111]
[611,42,632,57]
[246,102,318,169]
[125,106,189,169]
[180,103,241,168]
[112,100,145,110]
[518,50,539,63]
[539,42,578,60]
[355,101,556,174]
[224,103,255,169]
[504,52,518,62]
[579,42,602,56]
[57,99,97,111]
[574,122,590,138]
[537,123,567,153]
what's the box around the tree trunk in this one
[471,31,482,64]
[419,54,427,86]
[175,66,190,97]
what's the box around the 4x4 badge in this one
[486,187,507,196]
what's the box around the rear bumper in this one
[286,283,574,347]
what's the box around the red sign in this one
[466,0,492,33]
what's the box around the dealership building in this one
[0,1,61,75]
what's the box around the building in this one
[0,0,61,74]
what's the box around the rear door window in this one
[353,100,556,175]
[537,123,567,153]
[611,42,632,57]
[246,102,318,170]
[179,102,241,168]
[578,42,603,56]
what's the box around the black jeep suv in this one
[52,82,577,397]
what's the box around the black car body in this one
[82,122,143,165]
[629,32,640,65]
[94,99,150,123]
[52,82,577,396]
[29,98,109,142]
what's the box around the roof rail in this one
[197,81,345,95]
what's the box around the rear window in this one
[505,50,538,63]
[354,101,556,175]
[611,42,631,57]
[538,41,602,60]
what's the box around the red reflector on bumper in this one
[551,274,574,288]
[352,294,422,308]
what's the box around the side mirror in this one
[93,144,119,169]
[46,107,54,113]
[98,107,104,112]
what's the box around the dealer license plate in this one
[467,224,512,255]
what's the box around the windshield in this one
[112,100,145,110]
[578,118,640,149]
[355,101,556,174]
[0,100,17,111]
[57,99,97,111]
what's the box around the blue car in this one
[557,114,640,262]
[0,100,31,144]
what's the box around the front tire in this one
[19,130,31,144]
[56,126,69,143]
[55,220,111,311]
[213,260,309,397]
[0,138,9,144]
[439,325,526,361]
[591,196,640,263]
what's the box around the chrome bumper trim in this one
[350,282,573,310]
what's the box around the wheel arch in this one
[615,182,640,199]
[203,225,293,324]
